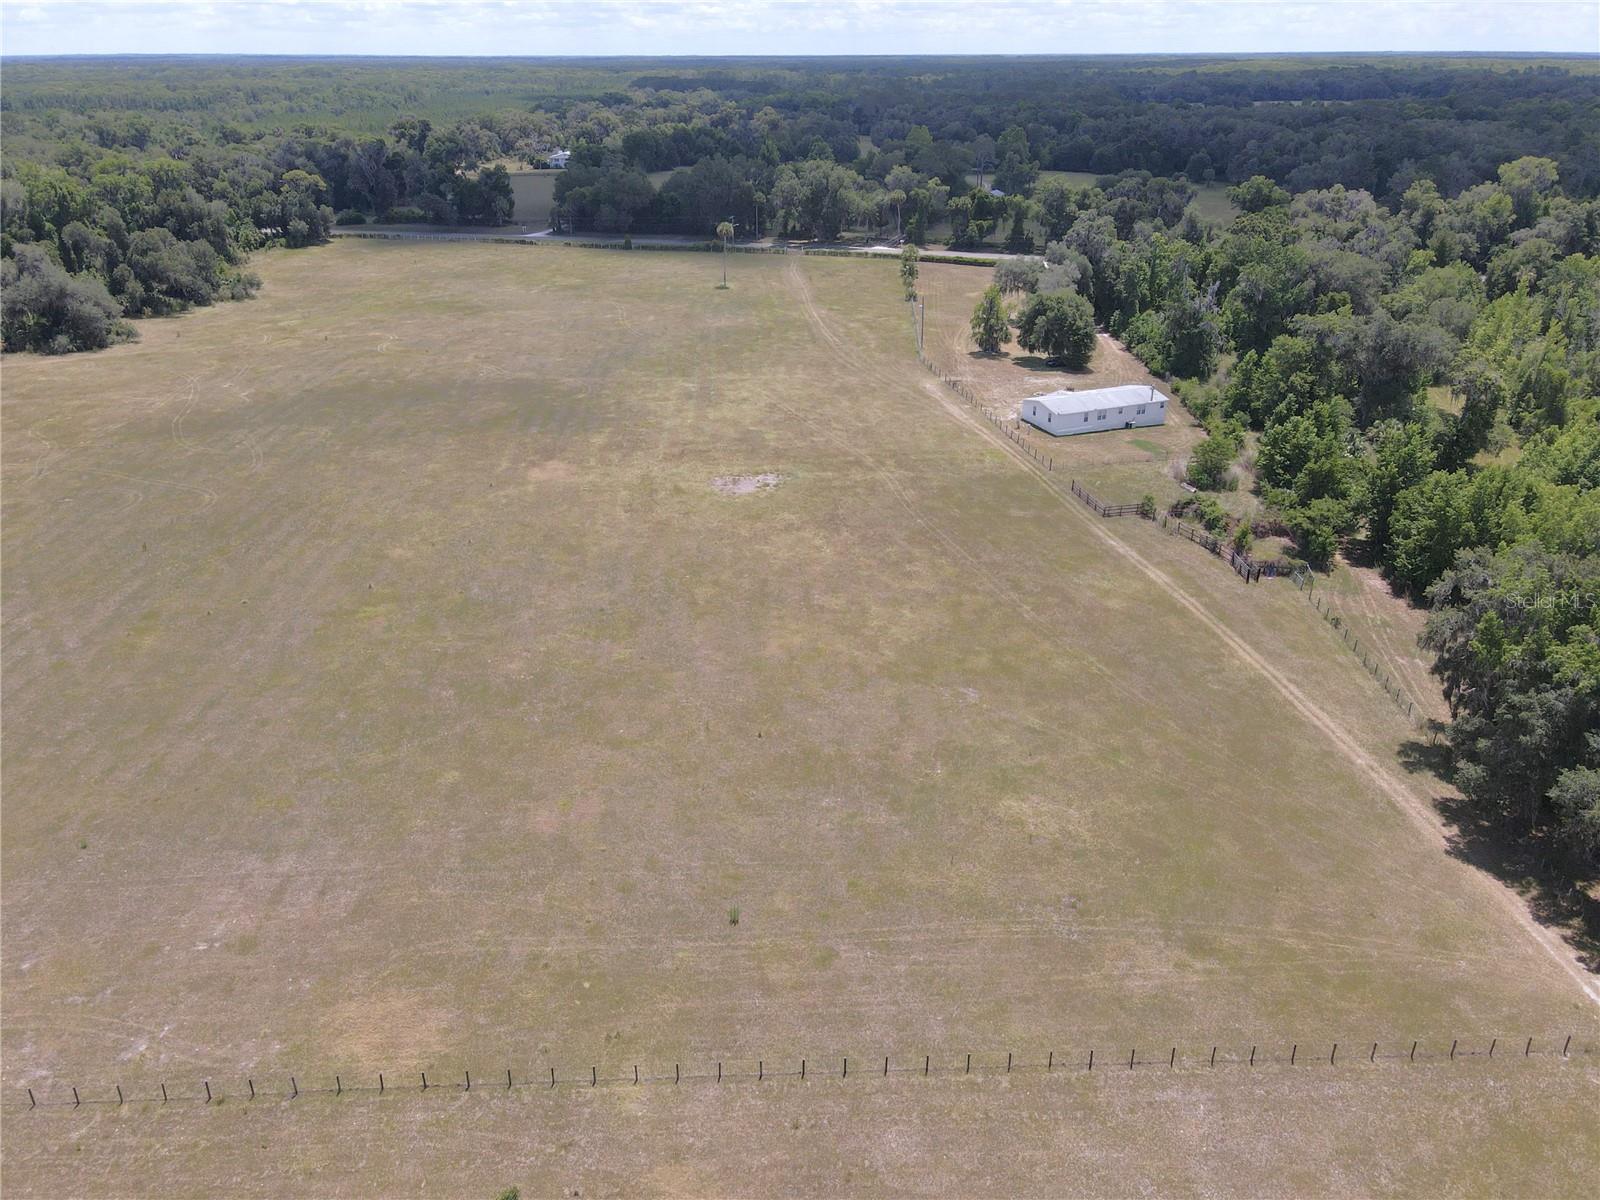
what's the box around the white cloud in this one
[0,0,1595,55]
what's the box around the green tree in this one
[1226,175,1290,213]
[1423,544,1600,847]
[1288,498,1349,567]
[1364,418,1438,559]
[1013,290,1096,368]
[899,242,919,299]
[1388,470,1472,593]
[1186,430,1238,491]
[1162,280,1222,379]
[970,285,1009,353]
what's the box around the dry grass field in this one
[3,242,1597,1196]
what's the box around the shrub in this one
[381,205,426,225]
[1186,433,1238,491]
[1194,495,1230,533]
[334,209,367,226]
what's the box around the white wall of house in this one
[1020,391,1167,437]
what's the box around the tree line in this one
[4,53,1597,351]
[962,156,1598,875]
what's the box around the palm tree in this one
[716,219,735,288]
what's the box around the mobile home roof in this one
[1028,385,1168,416]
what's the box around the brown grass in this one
[2,242,1596,1196]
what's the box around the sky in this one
[1,0,1596,58]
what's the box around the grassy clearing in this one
[508,169,560,227]
[962,170,1238,227]
[2,242,1596,1195]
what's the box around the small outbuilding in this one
[1020,384,1169,437]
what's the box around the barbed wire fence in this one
[1287,570,1430,730]
[15,1033,1594,1115]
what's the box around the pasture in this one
[2,242,1596,1196]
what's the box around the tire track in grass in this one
[778,258,1175,733]
[900,346,1600,1013]
[786,260,1455,930]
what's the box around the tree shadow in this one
[1339,541,1416,602]
[1002,354,1095,377]
[1396,727,1453,778]
[1401,735,1600,972]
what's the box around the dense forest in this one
[972,155,1599,883]
[4,54,1597,348]
[2,54,1597,879]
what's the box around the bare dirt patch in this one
[711,472,784,495]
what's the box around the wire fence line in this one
[334,229,995,265]
[15,1034,1595,1115]
[1288,571,1430,730]
[908,312,1437,731]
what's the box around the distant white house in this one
[547,149,572,169]
[1020,384,1169,437]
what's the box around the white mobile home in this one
[1020,384,1169,437]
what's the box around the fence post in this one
[336,1075,342,1096]
[966,1053,972,1075]
[636,1065,641,1084]
[117,1084,124,1105]
[1249,1046,1255,1067]
[925,1055,930,1076]
[1330,1043,1337,1066]
[799,1060,804,1081]
[379,1073,385,1094]
[1048,1051,1053,1072]
[248,1079,254,1100]
[884,1056,889,1077]
[1210,1047,1217,1068]
[843,1058,847,1079]
[421,1071,428,1091]
[28,1088,36,1109]
[550,1067,555,1089]
[1371,1042,1378,1063]
[757,1061,762,1082]
[1450,1040,1457,1061]
[1563,1035,1572,1057]
[1007,1052,1013,1073]
[1169,1048,1176,1068]
[204,1080,212,1103]
[73,1087,80,1108]
[1488,1038,1496,1059]
[1088,1049,1094,1071]
[1129,1048,1136,1071]
[1411,1041,1418,1062]
[1526,1036,1533,1057]
[1290,1045,1297,1067]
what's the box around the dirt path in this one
[785,258,1600,1012]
